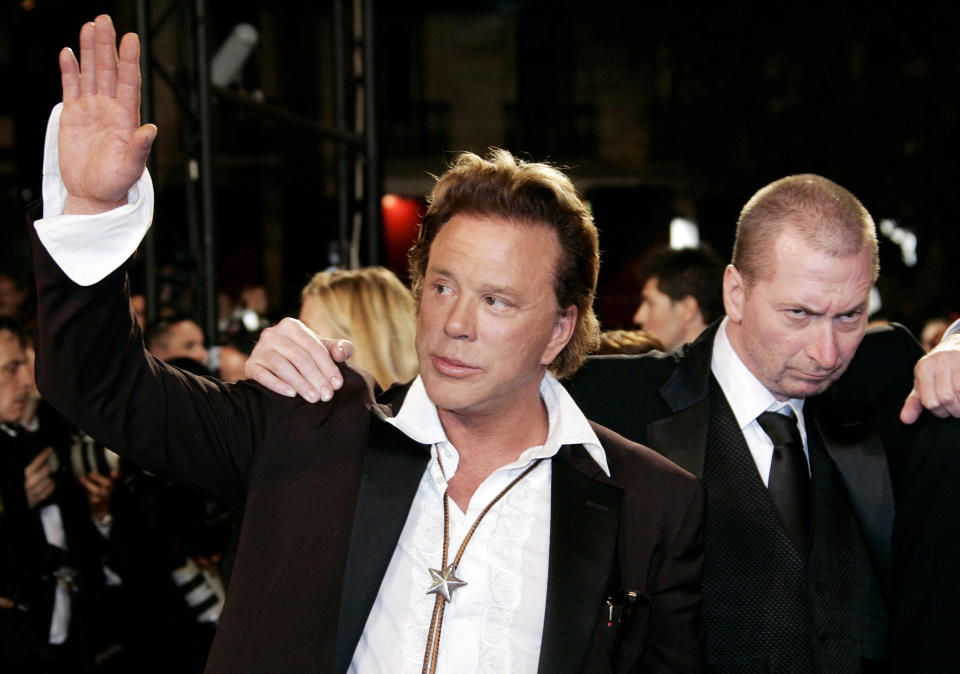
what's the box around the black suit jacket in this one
[888,414,960,672]
[31,230,706,672]
[569,320,921,604]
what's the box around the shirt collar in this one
[710,317,805,430]
[385,373,610,477]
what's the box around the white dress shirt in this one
[37,103,610,672]
[710,318,810,485]
[351,374,607,674]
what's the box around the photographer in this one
[0,317,121,672]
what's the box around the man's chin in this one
[781,375,839,399]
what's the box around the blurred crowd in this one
[0,264,273,672]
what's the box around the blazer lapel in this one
[539,446,623,674]
[646,399,710,478]
[334,404,431,672]
[806,400,894,594]
[645,323,718,477]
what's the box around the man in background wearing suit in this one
[31,15,706,672]
[568,175,929,671]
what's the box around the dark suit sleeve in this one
[30,227,301,508]
[889,415,960,671]
[638,476,706,673]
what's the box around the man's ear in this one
[676,295,701,324]
[723,264,745,323]
[541,305,578,365]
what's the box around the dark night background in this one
[1,0,958,335]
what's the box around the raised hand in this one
[900,331,960,423]
[244,317,354,402]
[59,15,157,215]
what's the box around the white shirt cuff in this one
[33,102,154,287]
[944,318,960,340]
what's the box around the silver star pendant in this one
[426,564,467,603]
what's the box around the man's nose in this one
[443,296,476,340]
[633,303,647,327]
[807,322,839,370]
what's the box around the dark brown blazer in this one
[31,232,705,673]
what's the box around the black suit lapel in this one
[805,401,894,594]
[334,405,431,673]
[645,322,719,477]
[646,399,710,477]
[538,446,623,674]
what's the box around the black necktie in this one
[757,408,810,551]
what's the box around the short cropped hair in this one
[408,149,600,379]
[0,316,27,348]
[641,245,725,324]
[300,266,418,388]
[732,174,879,284]
[144,315,199,351]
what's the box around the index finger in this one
[60,47,81,103]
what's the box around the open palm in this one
[59,15,156,214]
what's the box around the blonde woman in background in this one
[299,267,418,389]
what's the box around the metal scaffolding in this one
[134,0,380,344]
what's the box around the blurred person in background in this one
[299,267,418,389]
[920,316,950,353]
[146,317,208,367]
[0,317,122,672]
[0,273,31,327]
[633,245,724,350]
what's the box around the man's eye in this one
[484,296,507,308]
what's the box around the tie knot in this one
[757,409,800,447]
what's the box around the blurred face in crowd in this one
[0,276,26,318]
[0,330,32,424]
[723,227,873,401]
[633,277,690,350]
[150,320,209,365]
[415,214,575,421]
